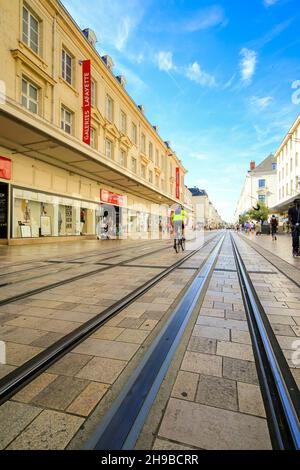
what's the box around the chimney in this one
[153,125,159,133]
[250,160,255,171]
[165,140,171,149]
[138,104,145,114]
[82,28,97,48]
[116,75,126,88]
[101,55,114,71]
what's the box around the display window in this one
[12,188,97,238]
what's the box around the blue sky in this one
[62,0,300,221]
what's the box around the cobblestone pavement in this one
[0,233,217,450]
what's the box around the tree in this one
[247,202,269,222]
[239,212,249,224]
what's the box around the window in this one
[149,170,153,184]
[132,123,137,144]
[61,106,73,134]
[105,139,113,159]
[90,128,96,149]
[279,189,281,200]
[282,186,285,198]
[161,178,165,191]
[119,149,126,166]
[258,195,265,203]
[149,142,153,161]
[272,163,277,171]
[131,157,137,173]
[91,80,96,108]
[22,6,39,54]
[286,183,288,196]
[141,164,146,179]
[258,179,265,188]
[141,133,146,153]
[62,49,72,85]
[21,77,38,114]
[155,149,159,166]
[106,95,113,122]
[120,111,127,134]
[296,153,299,167]
[155,175,159,188]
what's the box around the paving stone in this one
[192,325,230,341]
[6,316,79,334]
[225,310,246,321]
[14,373,57,403]
[0,401,41,449]
[67,382,109,416]
[6,342,42,366]
[92,326,124,340]
[199,308,225,318]
[223,357,259,385]
[195,374,238,411]
[7,409,84,450]
[158,398,271,450]
[237,382,266,418]
[139,319,159,331]
[181,351,222,377]
[291,326,300,337]
[117,318,145,329]
[116,328,150,344]
[0,364,15,379]
[196,316,249,331]
[171,371,199,401]
[47,353,92,376]
[152,438,196,450]
[76,356,126,384]
[0,325,45,345]
[30,331,65,348]
[277,335,299,350]
[272,324,296,336]
[291,369,300,388]
[188,336,217,354]
[268,315,296,325]
[73,338,139,360]
[31,375,89,410]
[217,341,254,361]
[231,330,252,345]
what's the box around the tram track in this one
[0,233,223,407]
[231,234,300,450]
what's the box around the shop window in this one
[61,106,73,134]
[21,77,39,114]
[22,5,39,54]
[62,49,73,85]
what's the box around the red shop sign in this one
[176,167,180,199]
[0,157,12,180]
[82,59,91,145]
[100,189,124,206]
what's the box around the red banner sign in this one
[82,60,91,145]
[0,157,12,180]
[100,189,124,206]
[176,167,180,199]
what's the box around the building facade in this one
[0,0,190,244]
[234,155,277,223]
[272,114,300,214]
[189,188,223,229]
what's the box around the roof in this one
[188,187,208,197]
[252,154,276,173]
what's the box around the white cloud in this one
[263,0,280,7]
[186,62,216,87]
[250,96,273,109]
[190,152,208,161]
[183,5,227,32]
[156,51,175,72]
[240,48,257,82]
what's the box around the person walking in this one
[270,215,278,241]
[288,199,300,257]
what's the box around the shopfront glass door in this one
[0,183,8,239]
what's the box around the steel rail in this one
[85,236,225,450]
[0,234,222,406]
[231,234,300,450]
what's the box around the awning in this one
[269,193,300,213]
[0,105,179,207]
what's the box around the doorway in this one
[0,182,8,239]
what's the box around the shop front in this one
[12,187,97,240]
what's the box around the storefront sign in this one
[100,189,124,206]
[176,167,180,199]
[82,60,91,145]
[0,157,11,180]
